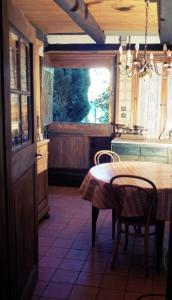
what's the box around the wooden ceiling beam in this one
[53,0,105,44]
[158,0,172,44]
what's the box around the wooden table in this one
[81,161,172,219]
[80,161,172,271]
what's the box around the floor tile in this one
[51,269,79,284]
[69,285,98,300]
[126,277,153,293]
[39,256,62,268]
[76,271,103,287]
[42,282,73,299]
[101,274,127,290]
[59,258,84,271]
[44,247,69,259]
[66,249,89,261]
[39,267,56,281]
[33,281,48,296]
[97,288,124,300]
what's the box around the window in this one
[9,29,32,149]
[45,52,116,125]
[116,53,172,139]
[53,67,111,124]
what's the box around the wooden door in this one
[1,1,38,299]
[0,1,9,299]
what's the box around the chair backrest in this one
[94,150,120,165]
[110,175,157,225]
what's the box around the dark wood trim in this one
[1,1,16,299]
[158,0,172,44]
[53,0,105,44]
[8,1,36,43]
[35,26,48,48]
[0,1,9,299]
[45,43,172,52]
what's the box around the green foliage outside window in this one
[93,87,110,123]
[53,68,90,122]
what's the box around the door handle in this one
[35,153,43,157]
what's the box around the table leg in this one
[156,220,165,273]
[92,205,100,247]
[166,220,172,300]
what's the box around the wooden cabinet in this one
[111,139,172,163]
[37,139,49,221]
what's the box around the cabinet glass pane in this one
[21,95,29,143]
[9,31,19,90]
[11,93,21,148]
[20,42,28,91]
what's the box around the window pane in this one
[20,41,28,91]
[9,31,19,90]
[165,73,172,138]
[11,93,21,148]
[21,95,29,143]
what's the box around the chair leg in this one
[155,220,165,272]
[111,221,121,270]
[92,206,100,247]
[144,225,149,277]
[124,224,129,250]
[112,208,116,240]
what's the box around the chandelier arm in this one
[144,0,149,59]
[153,63,169,77]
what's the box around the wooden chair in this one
[92,150,120,247]
[94,150,120,165]
[110,174,158,277]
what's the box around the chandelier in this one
[118,0,172,78]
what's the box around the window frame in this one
[9,26,33,150]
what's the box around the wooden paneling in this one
[48,122,113,136]
[45,52,115,68]
[37,140,49,221]
[12,144,35,182]
[49,135,90,168]
[48,123,113,172]
[13,168,36,299]
[12,0,158,35]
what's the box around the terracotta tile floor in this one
[33,186,168,300]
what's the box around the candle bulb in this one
[119,45,123,63]
[150,53,154,60]
[167,50,171,58]
[135,43,139,59]
[163,44,167,52]
[126,49,131,66]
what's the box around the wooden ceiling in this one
[12,0,158,36]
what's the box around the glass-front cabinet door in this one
[9,29,32,149]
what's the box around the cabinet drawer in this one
[37,143,48,156]
[112,145,140,156]
[141,147,168,157]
